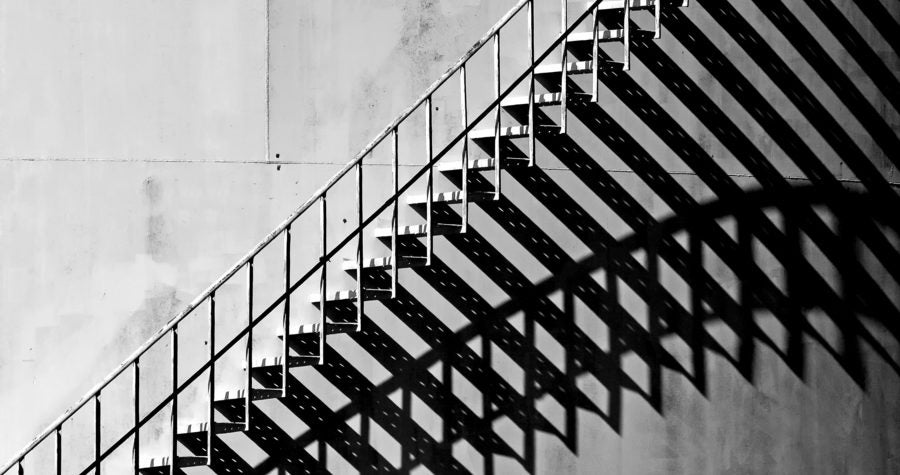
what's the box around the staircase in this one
[2,0,688,473]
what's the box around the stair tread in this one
[568,29,625,44]
[215,387,282,403]
[308,288,392,304]
[406,190,495,205]
[139,456,207,471]
[501,92,563,107]
[245,355,320,370]
[373,223,461,239]
[437,157,528,172]
[587,0,658,11]
[279,321,358,337]
[535,60,595,75]
[470,124,560,140]
[341,255,427,271]
[177,421,244,436]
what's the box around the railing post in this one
[528,0,535,167]
[591,4,600,102]
[245,259,254,431]
[16,460,22,475]
[94,393,100,475]
[55,428,61,475]
[460,66,469,232]
[170,326,177,475]
[207,292,215,466]
[493,32,501,200]
[319,195,327,365]
[623,0,631,71]
[356,161,364,332]
[391,128,399,298]
[654,0,661,39]
[133,360,139,475]
[560,0,568,133]
[425,96,434,265]
[283,225,292,392]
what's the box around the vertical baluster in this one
[391,128,399,298]
[55,427,61,475]
[133,361,140,475]
[94,393,101,475]
[654,0,661,39]
[319,195,327,365]
[283,225,291,394]
[425,96,434,265]
[591,4,600,102]
[356,161,364,331]
[493,32,501,200]
[560,0,568,133]
[460,65,469,232]
[207,293,215,466]
[170,326,177,475]
[623,0,631,71]
[17,460,22,475]
[528,0,535,167]
[245,259,254,431]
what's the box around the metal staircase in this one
[2,0,688,473]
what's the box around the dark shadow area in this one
[235,181,900,474]
[120,1,900,472]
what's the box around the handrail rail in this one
[1,0,603,471]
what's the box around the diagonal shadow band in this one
[246,179,898,474]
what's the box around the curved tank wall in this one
[1,0,899,473]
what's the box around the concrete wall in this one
[2,0,900,473]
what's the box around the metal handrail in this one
[1,0,608,471]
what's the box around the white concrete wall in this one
[1,0,900,472]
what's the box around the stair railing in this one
[2,0,614,472]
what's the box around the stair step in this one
[406,190,494,205]
[373,223,461,239]
[308,289,392,304]
[586,0,659,11]
[568,29,624,44]
[216,387,283,403]
[470,125,559,140]
[534,60,595,76]
[245,355,319,370]
[279,321,358,338]
[501,92,562,107]
[177,421,244,436]
[139,456,207,473]
[341,255,427,272]
[437,157,529,173]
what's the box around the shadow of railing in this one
[172,1,900,472]
[240,179,899,473]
